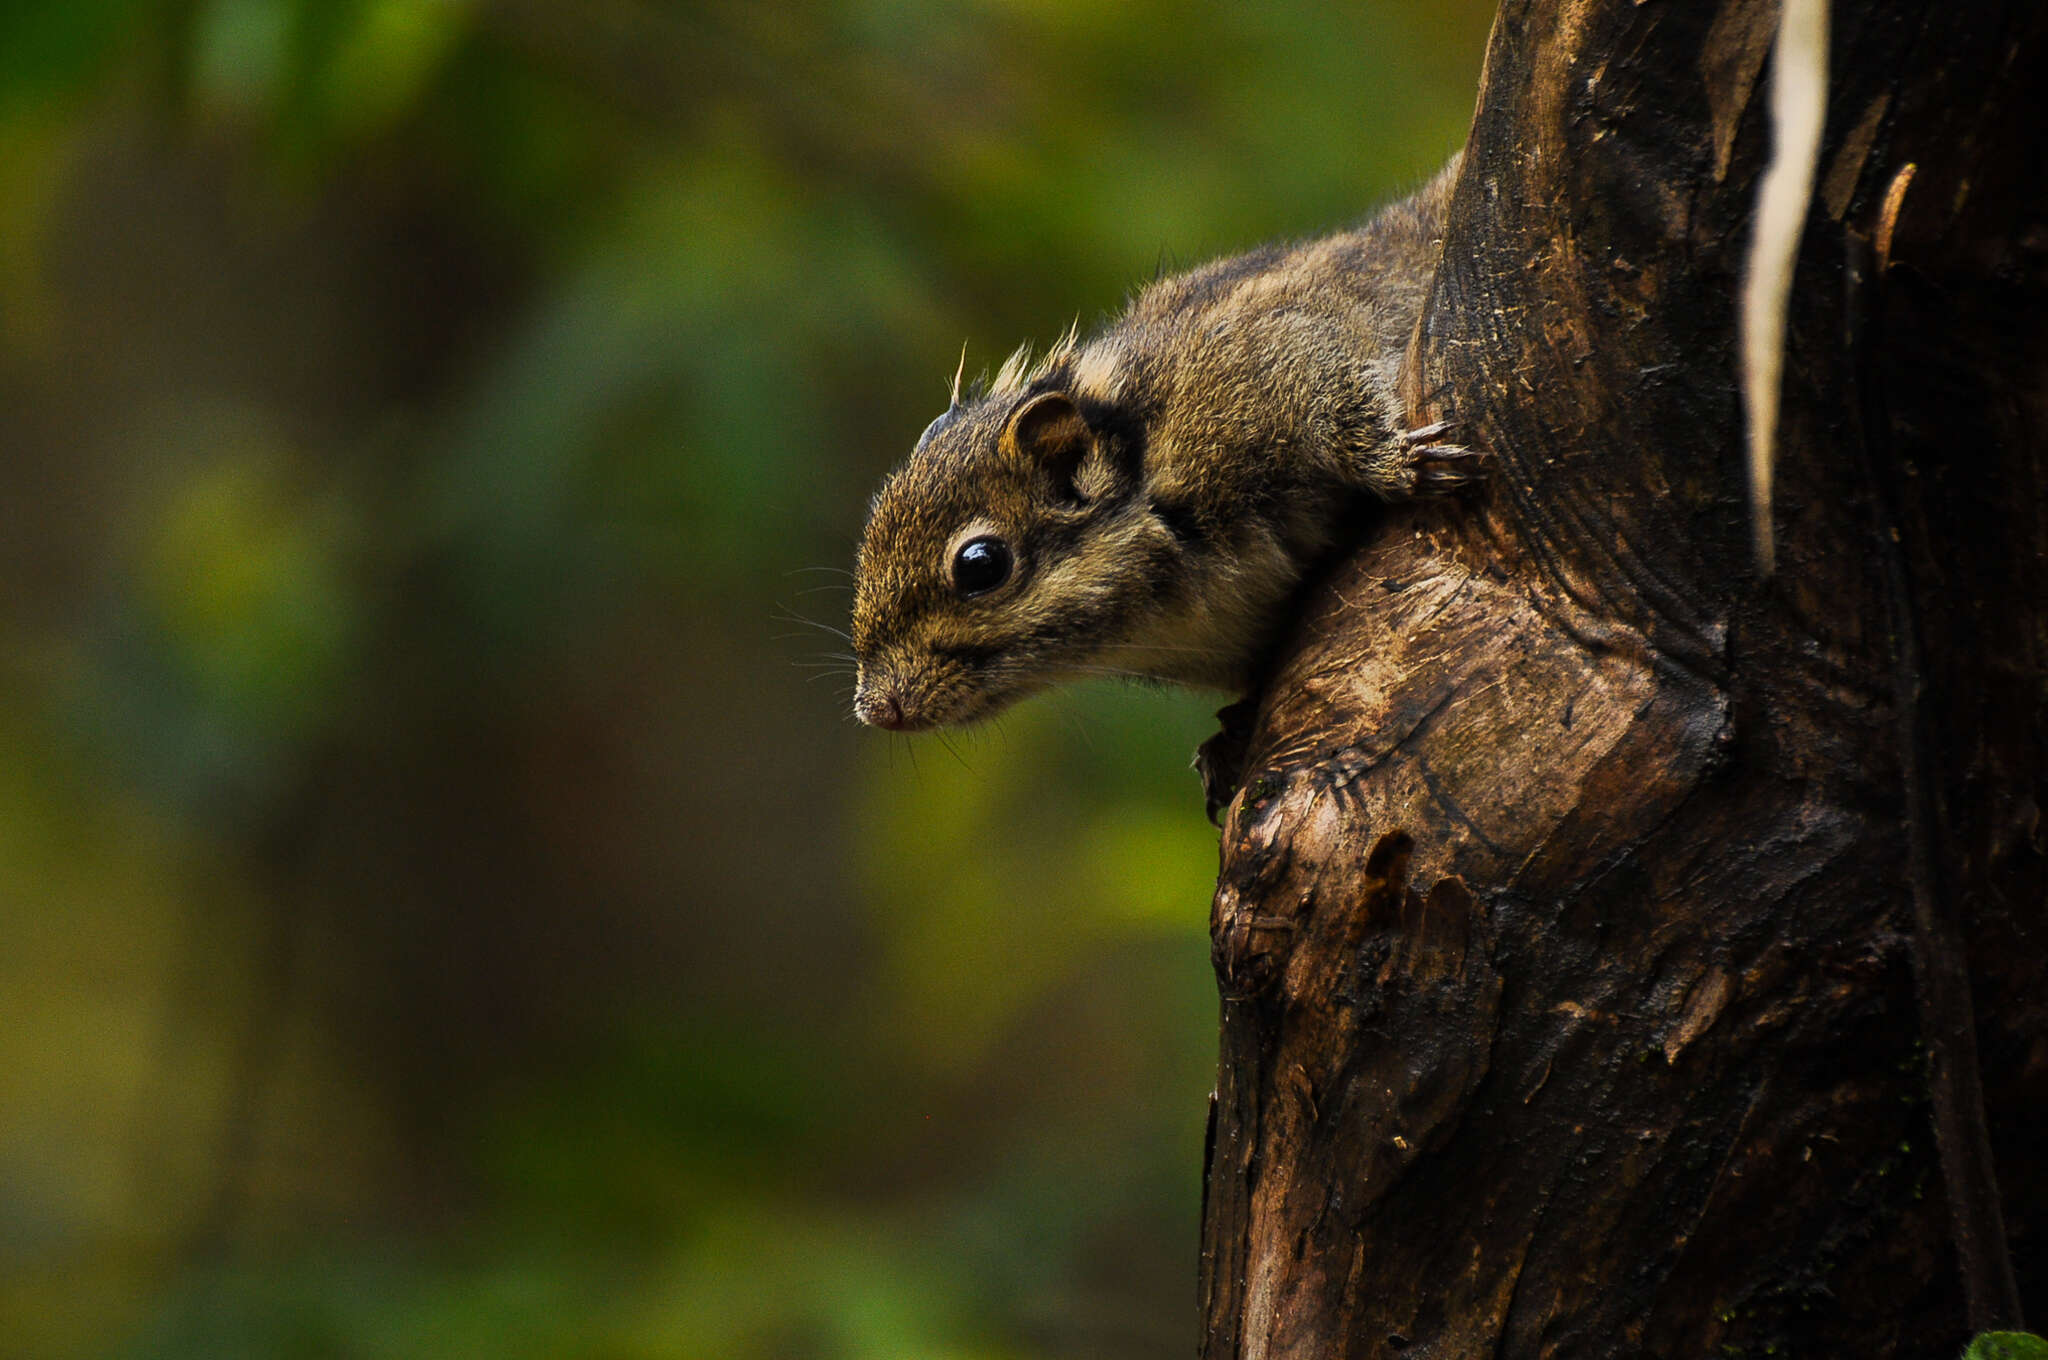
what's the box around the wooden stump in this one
[1196,3,2048,1355]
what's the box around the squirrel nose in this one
[855,686,908,730]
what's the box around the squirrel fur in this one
[851,156,1479,731]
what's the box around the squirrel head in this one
[850,383,1172,730]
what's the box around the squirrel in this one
[850,156,1481,732]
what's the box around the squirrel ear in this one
[1002,391,1094,499]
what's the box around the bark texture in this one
[1197,2,2048,1356]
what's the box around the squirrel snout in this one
[853,681,909,730]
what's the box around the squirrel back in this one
[851,157,1475,731]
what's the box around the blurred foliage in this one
[0,1,1491,1355]
[1966,1338,2048,1360]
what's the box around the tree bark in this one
[1196,2,2048,1356]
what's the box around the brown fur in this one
[852,156,1470,730]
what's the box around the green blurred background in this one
[0,3,1490,1355]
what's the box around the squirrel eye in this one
[951,536,1013,597]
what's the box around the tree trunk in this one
[1196,2,2048,1356]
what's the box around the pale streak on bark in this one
[1741,0,1829,574]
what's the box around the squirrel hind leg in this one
[1394,422,1489,496]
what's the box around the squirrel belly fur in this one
[851,156,1481,732]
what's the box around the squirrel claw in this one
[1407,441,1489,494]
[1397,419,1459,445]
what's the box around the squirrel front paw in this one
[1397,421,1489,495]
[1195,697,1259,826]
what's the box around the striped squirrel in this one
[851,157,1481,732]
